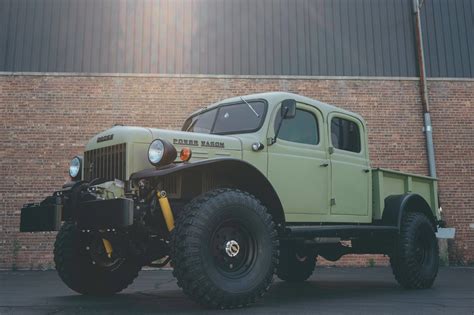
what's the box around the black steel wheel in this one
[210,219,257,277]
[171,188,279,309]
[390,212,439,289]
[277,244,316,282]
[54,223,141,295]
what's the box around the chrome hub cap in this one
[225,240,240,257]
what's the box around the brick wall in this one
[0,74,472,269]
[429,81,474,264]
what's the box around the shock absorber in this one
[157,190,175,232]
[102,238,113,258]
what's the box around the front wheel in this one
[171,189,279,309]
[54,223,141,295]
[390,212,439,289]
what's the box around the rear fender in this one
[382,193,437,231]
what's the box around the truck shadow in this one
[49,278,400,314]
[269,279,397,302]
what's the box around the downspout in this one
[413,0,437,178]
[413,2,454,266]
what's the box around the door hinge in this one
[330,198,336,206]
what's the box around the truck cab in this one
[265,94,371,223]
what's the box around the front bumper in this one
[20,198,62,232]
[20,185,134,232]
[76,198,134,230]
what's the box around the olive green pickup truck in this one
[21,92,443,309]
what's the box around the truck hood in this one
[86,126,242,150]
[85,126,154,150]
[147,128,242,151]
[148,128,242,161]
[85,126,243,166]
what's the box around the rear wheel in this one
[277,245,316,282]
[171,189,279,309]
[390,212,439,289]
[54,223,141,295]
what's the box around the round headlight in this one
[148,139,178,167]
[69,156,82,179]
[148,140,165,165]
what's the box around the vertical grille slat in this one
[83,143,127,181]
[119,143,125,180]
[103,147,106,180]
[117,145,120,180]
[112,145,116,181]
[107,146,110,180]
[100,149,103,179]
[109,145,113,180]
[113,146,116,180]
[113,145,116,180]
[95,148,98,179]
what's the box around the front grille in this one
[84,143,127,181]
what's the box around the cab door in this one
[267,102,330,222]
[328,113,370,221]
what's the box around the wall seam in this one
[1,71,474,82]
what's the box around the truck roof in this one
[192,92,365,123]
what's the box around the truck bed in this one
[372,168,439,221]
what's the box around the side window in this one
[330,117,361,153]
[184,109,217,133]
[275,108,319,145]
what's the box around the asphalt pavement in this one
[0,267,473,314]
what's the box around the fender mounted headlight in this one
[148,139,177,167]
[69,156,82,180]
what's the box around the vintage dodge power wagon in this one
[21,92,442,309]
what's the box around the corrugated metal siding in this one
[422,0,474,77]
[0,0,472,77]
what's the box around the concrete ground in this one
[0,267,473,314]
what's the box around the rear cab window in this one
[330,116,361,153]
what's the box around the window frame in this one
[329,114,364,154]
[273,104,321,147]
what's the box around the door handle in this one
[363,168,370,173]
[320,162,329,167]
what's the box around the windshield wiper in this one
[240,97,259,118]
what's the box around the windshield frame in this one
[182,98,268,135]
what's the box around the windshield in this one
[182,100,267,135]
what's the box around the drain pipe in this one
[413,0,437,178]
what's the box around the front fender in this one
[130,158,239,180]
[130,158,286,224]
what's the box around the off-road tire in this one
[277,245,316,282]
[390,212,439,289]
[54,222,141,295]
[171,188,279,309]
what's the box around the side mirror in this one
[281,99,296,119]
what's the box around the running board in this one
[285,225,398,238]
